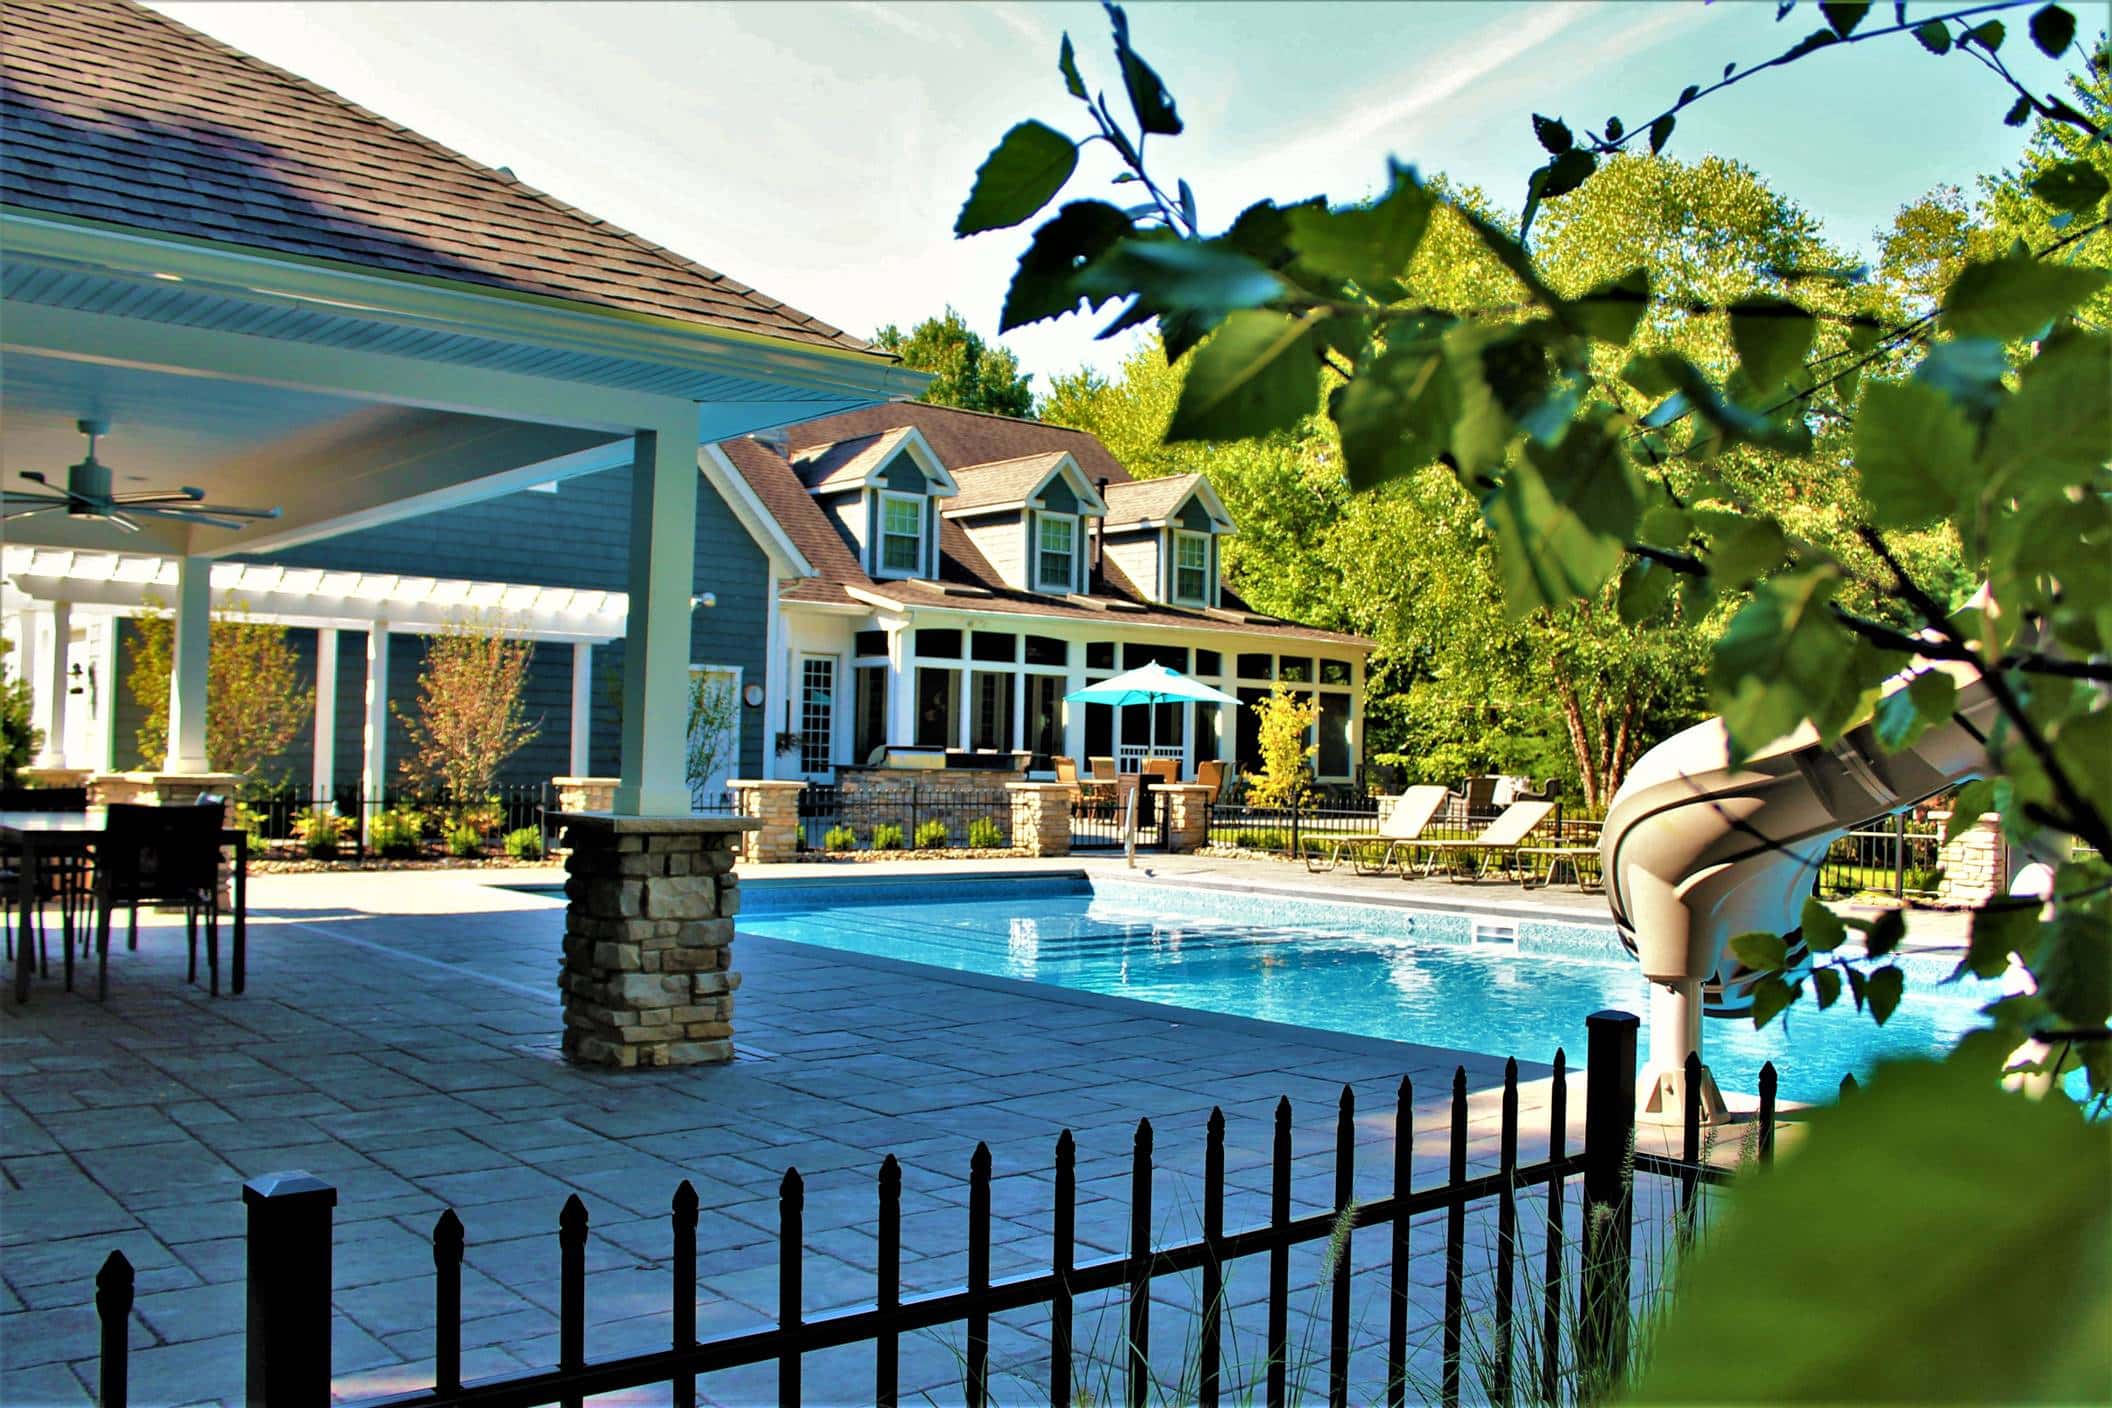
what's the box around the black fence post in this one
[1051,1130,1075,1408]
[433,1210,463,1397]
[559,1194,587,1408]
[1894,811,1907,901]
[877,1157,900,1408]
[1267,1097,1291,1408]
[243,1171,336,1408]
[1201,1108,1224,1408]
[96,1249,132,1408]
[1127,1119,1153,1408]
[969,1142,992,1408]
[1580,1010,1638,1389]
[779,1169,803,1408]
[673,1182,699,1408]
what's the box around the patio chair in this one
[1303,785,1450,875]
[1403,800,1557,883]
[1195,759,1227,800]
[1054,757,1084,806]
[1462,775,1500,820]
[91,803,225,1001]
[1,786,91,976]
[1141,757,1179,786]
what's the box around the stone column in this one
[1008,783,1073,857]
[1934,810,2010,907]
[1154,783,1216,853]
[729,779,806,862]
[555,812,755,1068]
[554,776,619,815]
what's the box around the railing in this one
[235,783,554,861]
[1114,745,1185,773]
[797,784,1014,852]
[87,1011,1774,1408]
[1815,816,1944,900]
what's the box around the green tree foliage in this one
[872,306,1035,416]
[686,672,738,806]
[127,609,312,788]
[0,637,38,787]
[1244,683,1320,807]
[395,624,540,803]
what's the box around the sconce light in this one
[742,682,765,708]
[690,593,717,610]
[67,660,95,711]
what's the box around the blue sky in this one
[152,1,2079,387]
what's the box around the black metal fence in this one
[89,1012,1776,1408]
[1070,784,1167,851]
[797,784,1015,852]
[235,783,554,862]
[1815,816,1944,900]
[1203,794,1599,867]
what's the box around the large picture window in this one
[1037,514,1077,593]
[1174,531,1209,603]
[971,672,1014,753]
[915,667,959,749]
[879,492,923,576]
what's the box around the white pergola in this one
[2,548,630,803]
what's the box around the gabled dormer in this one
[943,452,1109,596]
[790,425,957,580]
[1100,475,1237,608]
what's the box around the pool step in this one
[1470,918,1519,947]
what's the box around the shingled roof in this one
[718,404,1369,648]
[945,452,1074,515]
[0,0,874,354]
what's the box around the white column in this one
[165,557,211,772]
[615,419,700,816]
[12,610,39,732]
[1064,649,1085,759]
[36,600,70,767]
[312,627,338,806]
[362,623,390,817]
[569,641,594,776]
[764,586,791,780]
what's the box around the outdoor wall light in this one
[68,660,95,710]
[690,592,716,610]
[742,683,765,708]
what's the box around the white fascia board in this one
[3,207,930,403]
[1039,455,1107,515]
[873,427,958,497]
[699,442,815,578]
[844,584,911,613]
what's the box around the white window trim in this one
[875,490,926,580]
[1036,512,1079,594]
[1173,529,1211,605]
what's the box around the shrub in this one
[914,818,950,850]
[445,823,483,858]
[503,826,544,860]
[966,817,1004,849]
[368,807,424,858]
[823,824,857,851]
[395,623,539,800]
[870,823,905,851]
[451,798,505,836]
[292,809,346,859]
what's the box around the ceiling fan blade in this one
[1,490,71,509]
[132,507,250,531]
[112,490,208,506]
[104,512,142,534]
[3,504,60,522]
[196,502,282,520]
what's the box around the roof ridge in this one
[113,0,870,351]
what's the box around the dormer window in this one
[1174,530,1209,604]
[878,491,924,577]
[1037,514,1077,593]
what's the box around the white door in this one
[797,654,836,779]
[686,665,741,811]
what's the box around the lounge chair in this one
[1303,785,1450,875]
[1403,800,1557,882]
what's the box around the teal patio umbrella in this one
[1065,662,1242,764]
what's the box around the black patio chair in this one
[1,785,91,978]
[91,803,225,1001]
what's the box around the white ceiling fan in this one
[3,418,282,533]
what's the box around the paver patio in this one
[1,860,1762,1406]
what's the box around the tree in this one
[1,636,37,787]
[395,625,539,804]
[686,672,738,807]
[872,306,1035,415]
[127,609,311,789]
[1243,683,1320,807]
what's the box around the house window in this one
[1318,693,1353,777]
[1195,649,1223,677]
[879,492,924,576]
[915,667,959,748]
[972,672,1013,752]
[854,665,888,766]
[1320,658,1353,686]
[1038,514,1077,593]
[1174,531,1209,603]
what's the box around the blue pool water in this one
[737,876,2007,1104]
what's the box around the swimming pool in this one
[736,874,2004,1104]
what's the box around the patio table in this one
[2,808,249,1003]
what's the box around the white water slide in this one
[1597,648,2017,1121]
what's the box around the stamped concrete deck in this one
[1,860,1770,1406]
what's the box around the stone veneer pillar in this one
[19,766,92,791]
[729,780,806,863]
[555,812,756,1068]
[553,776,619,815]
[1933,810,2010,907]
[1007,783,1073,857]
[1154,784,1217,853]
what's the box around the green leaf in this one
[1731,931,1791,971]
[1913,337,2010,422]
[1783,26,1840,59]
[1285,165,1435,290]
[1864,964,1904,1024]
[1562,268,1650,346]
[1964,18,2005,49]
[1854,379,1979,528]
[1458,208,1558,306]
[1616,558,1678,625]
[1058,32,1088,100]
[999,201,1134,332]
[1940,252,2109,340]
[2038,912,2112,1026]
[1750,974,1800,1030]
[1944,779,1999,842]
[1812,966,1843,1010]
[2029,159,2110,214]
[1484,457,1627,618]
[1632,1055,2112,1404]
[1105,3,1181,136]
[956,121,1079,236]
[1695,510,1787,585]
[1649,113,1677,154]
[1865,909,1905,959]
[1330,329,1455,491]
[1166,310,1320,442]
[1604,115,1624,142]
[1526,419,1639,540]
[2005,96,2034,127]
[1960,897,2043,981]
[1730,296,1818,391]
[1844,964,1867,1012]
[1874,669,1960,753]
[1912,19,1952,52]
[2030,3,2076,57]
[1801,895,1847,953]
[1074,239,1284,316]
[1819,1,1869,37]
[1982,330,2112,500]
[1531,113,1573,153]
[1710,566,1864,754]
